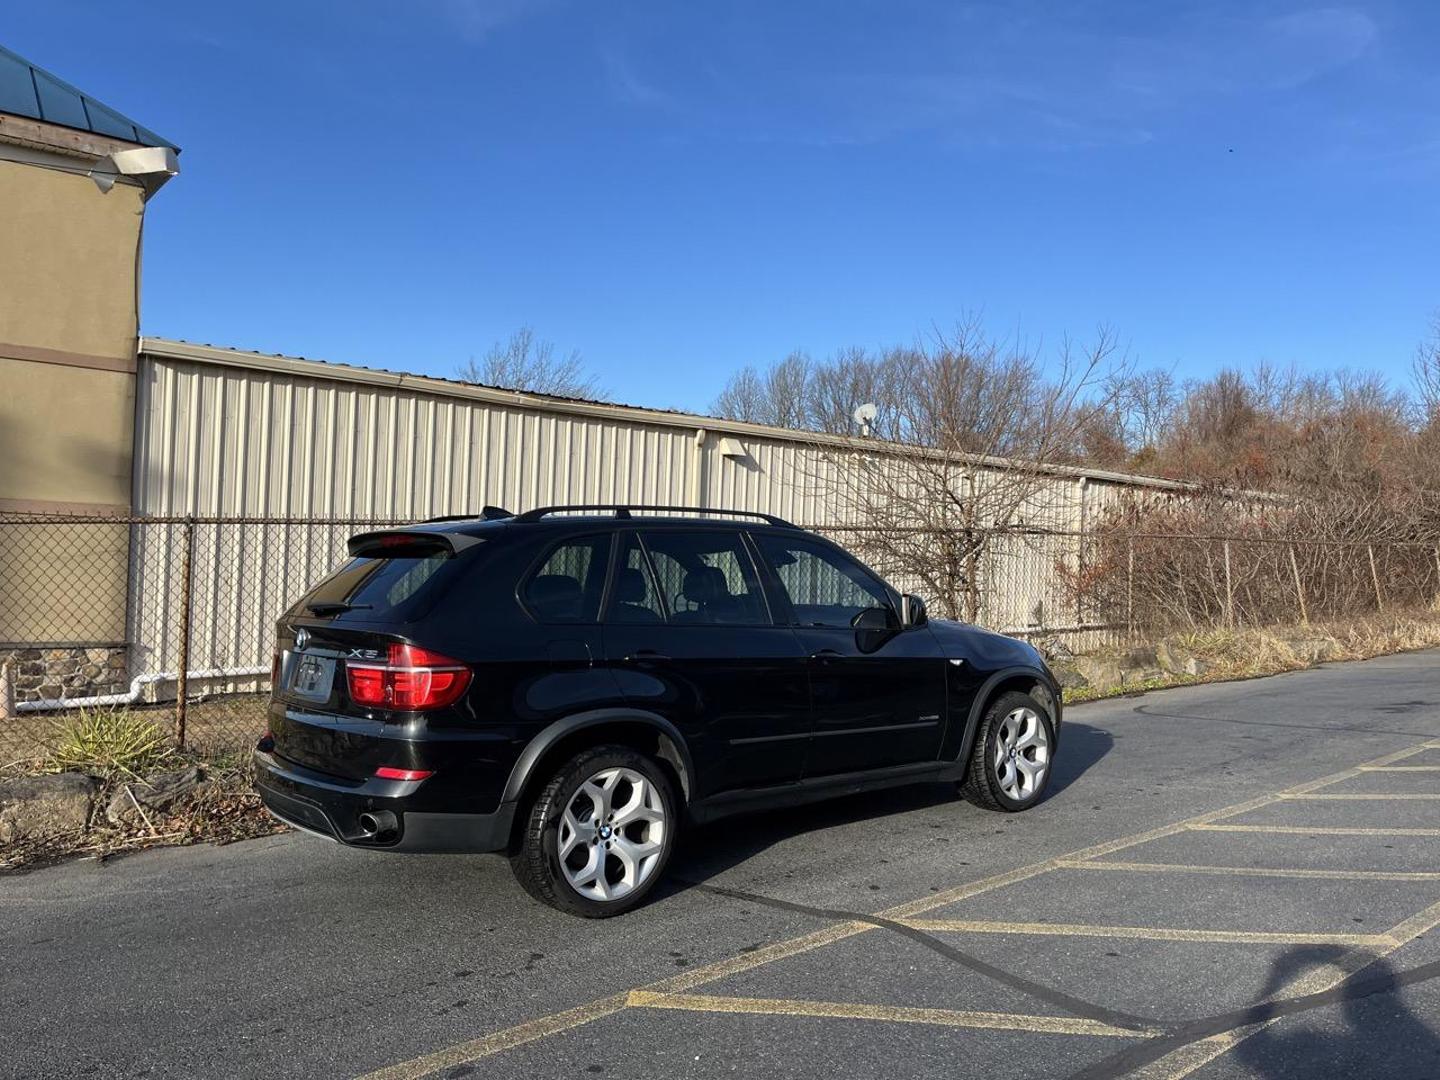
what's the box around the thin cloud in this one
[600,47,674,109]
[435,0,560,41]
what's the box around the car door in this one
[751,531,947,777]
[603,528,812,800]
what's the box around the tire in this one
[511,744,678,917]
[959,691,1056,812]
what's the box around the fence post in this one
[1223,540,1235,628]
[1126,537,1135,639]
[1288,544,1309,626]
[176,517,196,750]
[0,660,13,725]
[1368,545,1384,613]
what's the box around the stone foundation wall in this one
[1,646,128,703]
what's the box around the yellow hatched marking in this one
[900,919,1392,948]
[358,735,1440,1079]
[1131,897,1440,1080]
[355,922,871,1080]
[1054,859,1440,882]
[1194,823,1440,836]
[357,994,631,1080]
[625,990,1158,1038]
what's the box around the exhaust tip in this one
[357,810,398,841]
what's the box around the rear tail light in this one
[374,766,434,781]
[345,643,471,711]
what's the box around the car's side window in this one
[639,530,769,626]
[755,535,894,629]
[520,534,611,623]
[605,534,666,624]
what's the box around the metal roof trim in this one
[0,44,177,152]
[137,336,1199,493]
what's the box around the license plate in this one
[289,654,336,702]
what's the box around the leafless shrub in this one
[1075,496,1440,634]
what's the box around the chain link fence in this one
[3,514,1437,762]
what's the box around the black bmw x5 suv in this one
[255,505,1061,916]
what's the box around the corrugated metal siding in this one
[135,359,699,518]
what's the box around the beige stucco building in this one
[0,44,178,697]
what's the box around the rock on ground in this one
[105,765,206,827]
[0,773,99,844]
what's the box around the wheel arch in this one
[501,709,694,848]
[954,667,1059,781]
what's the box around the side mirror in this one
[850,606,892,632]
[852,605,899,653]
[901,594,929,628]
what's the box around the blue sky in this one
[10,1,1440,411]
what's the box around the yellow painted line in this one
[900,919,1392,948]
[1278,792,1440,800]
[358,735,1440,1079]
[1358,765,1440,772]
[626,990,1158,1038]
[354,921,871,1080]
[1132,895,1440,1080]
[357,994,630,1080]
[1054,859,1440,882]
[1193,823,1440,836]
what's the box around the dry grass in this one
[1063,610,1440,705]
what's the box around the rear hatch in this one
[270,528,484,780]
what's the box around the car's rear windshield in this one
[297,546,477,622]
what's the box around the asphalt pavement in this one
[4,649,1440,1080]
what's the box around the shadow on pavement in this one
[664,721,1114,892]
[1232,947,1440,1080]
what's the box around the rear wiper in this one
[304,601,373,616]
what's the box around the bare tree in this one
[711,352,813,428]
[1415,312,1440,420]
[804,323,1130,620]
[457,327,603,399]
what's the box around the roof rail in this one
[513,504,797,528]
[422,506,514,523]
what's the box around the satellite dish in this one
[852,402,878,436]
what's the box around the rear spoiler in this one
[346,530,486,558]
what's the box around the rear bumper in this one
[253,749,515,853]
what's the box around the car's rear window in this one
[300,548,471,621]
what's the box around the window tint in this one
[522,534,611,623]
[302,546,469,620]
[640,530,768,625]
[756,536,893,628]
[606,535,665,624]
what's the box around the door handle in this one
[810,649,844,659]
[625,650,671,663]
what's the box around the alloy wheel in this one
[557,766,668,901]
[993,706,1050,801]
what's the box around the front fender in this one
[954,665,1061,779]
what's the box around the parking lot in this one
[4,649,1440,1079]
